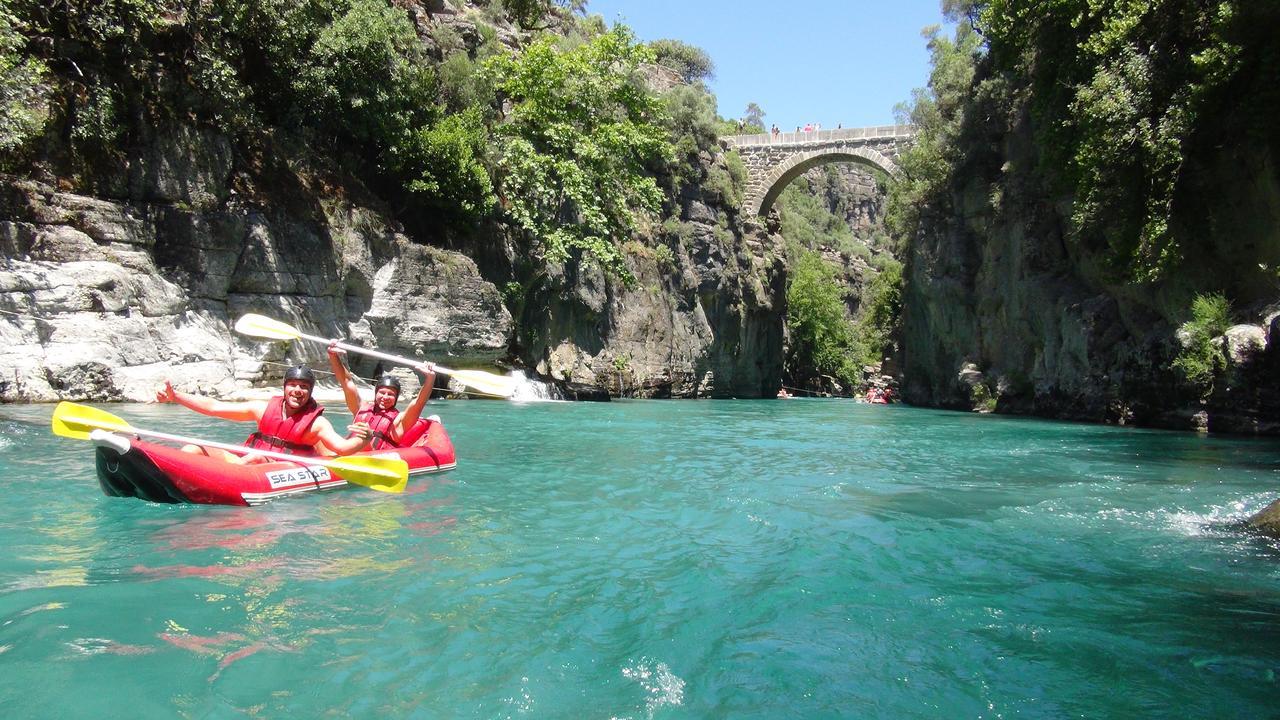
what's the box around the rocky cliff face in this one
[902,107,1280,433]
[0,122,513,401]
[0,125,783,402]
[517,199,785,400]
[0,0,794,403]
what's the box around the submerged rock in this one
[1246,498,1280,535]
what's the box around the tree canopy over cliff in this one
[887,0,1279,427]
[1,0,721,284]
[891,0,1279,289]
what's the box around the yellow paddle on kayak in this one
[51,401,409,493]
[233,313,520,399]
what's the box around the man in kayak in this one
[327,344,436,450]
[154,366,371,462]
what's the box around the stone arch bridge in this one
[724,125,915,216]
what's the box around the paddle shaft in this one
[294,330,459,375]
[105,423,367,472]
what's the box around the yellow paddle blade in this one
[51,401,134,440]
[328,455,410,493]
[450,369,519,398]
[233,313,302,342]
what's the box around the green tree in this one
[400,107,495,215]
[786,249,862,388]
[499,0,585,30]
[0,7,49,157]
[743,102,765,132]
[291,0,436,157]
[660,83,719,190]
[648,38,714,85]
[485,26,673,283]
[853,259,903,366]
[977,0,1255,280]
[778,180,855,252]
[884,20,983,248]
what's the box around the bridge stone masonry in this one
[723,125,915,216]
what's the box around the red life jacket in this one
[354,403,400,450]
[245,395,324,456]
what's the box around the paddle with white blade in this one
[51,401,409,493]
[233,313,519,399]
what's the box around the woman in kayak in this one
[154,366,371,462]
[328,343,436,450]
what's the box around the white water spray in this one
[508,370,562,402]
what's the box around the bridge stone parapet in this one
[724,125,915,216]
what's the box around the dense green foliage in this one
[786,250,863,388]
[980,0,1260,281]
[892,0,1278,287]
[0,7,47,157]
[648,38,714,85]
[853,259,903,367]
[780,178,856,255]
[484,26,673,282]
[1171,292,1232,395]
[7,1,705,281]
[488,0,584,30]
[401,107,495,214]
[884,18,984,247]
[660,84,720,189]
[778,165,903,387]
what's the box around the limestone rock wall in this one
[0,125,512,402]
[517,199,786,399]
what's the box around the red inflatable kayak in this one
[91,416,456,506]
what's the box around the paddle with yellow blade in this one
[51,401,409,493]
[233,313,519,399]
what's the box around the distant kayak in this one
[91,417,456,506]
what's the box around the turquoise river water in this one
[2,399,1280,718]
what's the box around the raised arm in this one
[155,380,263,422]
[392,363,436,439]
[327,342,363,415]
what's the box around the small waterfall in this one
[509,370,561,402]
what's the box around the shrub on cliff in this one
[779,180,856,252]
[488,0,584,31]
[884,19,982,250]
[660,84,720,191]
[853,259,903,367]
[485,26,673,283]
[981,0,1261,282]
[292,0,436,150]
[1172,292,1232,396]
[648,38,714,85]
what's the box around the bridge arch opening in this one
[754,148,900,217]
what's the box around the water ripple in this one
[0,400,1278,716]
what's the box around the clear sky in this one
[583,0,948,131]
